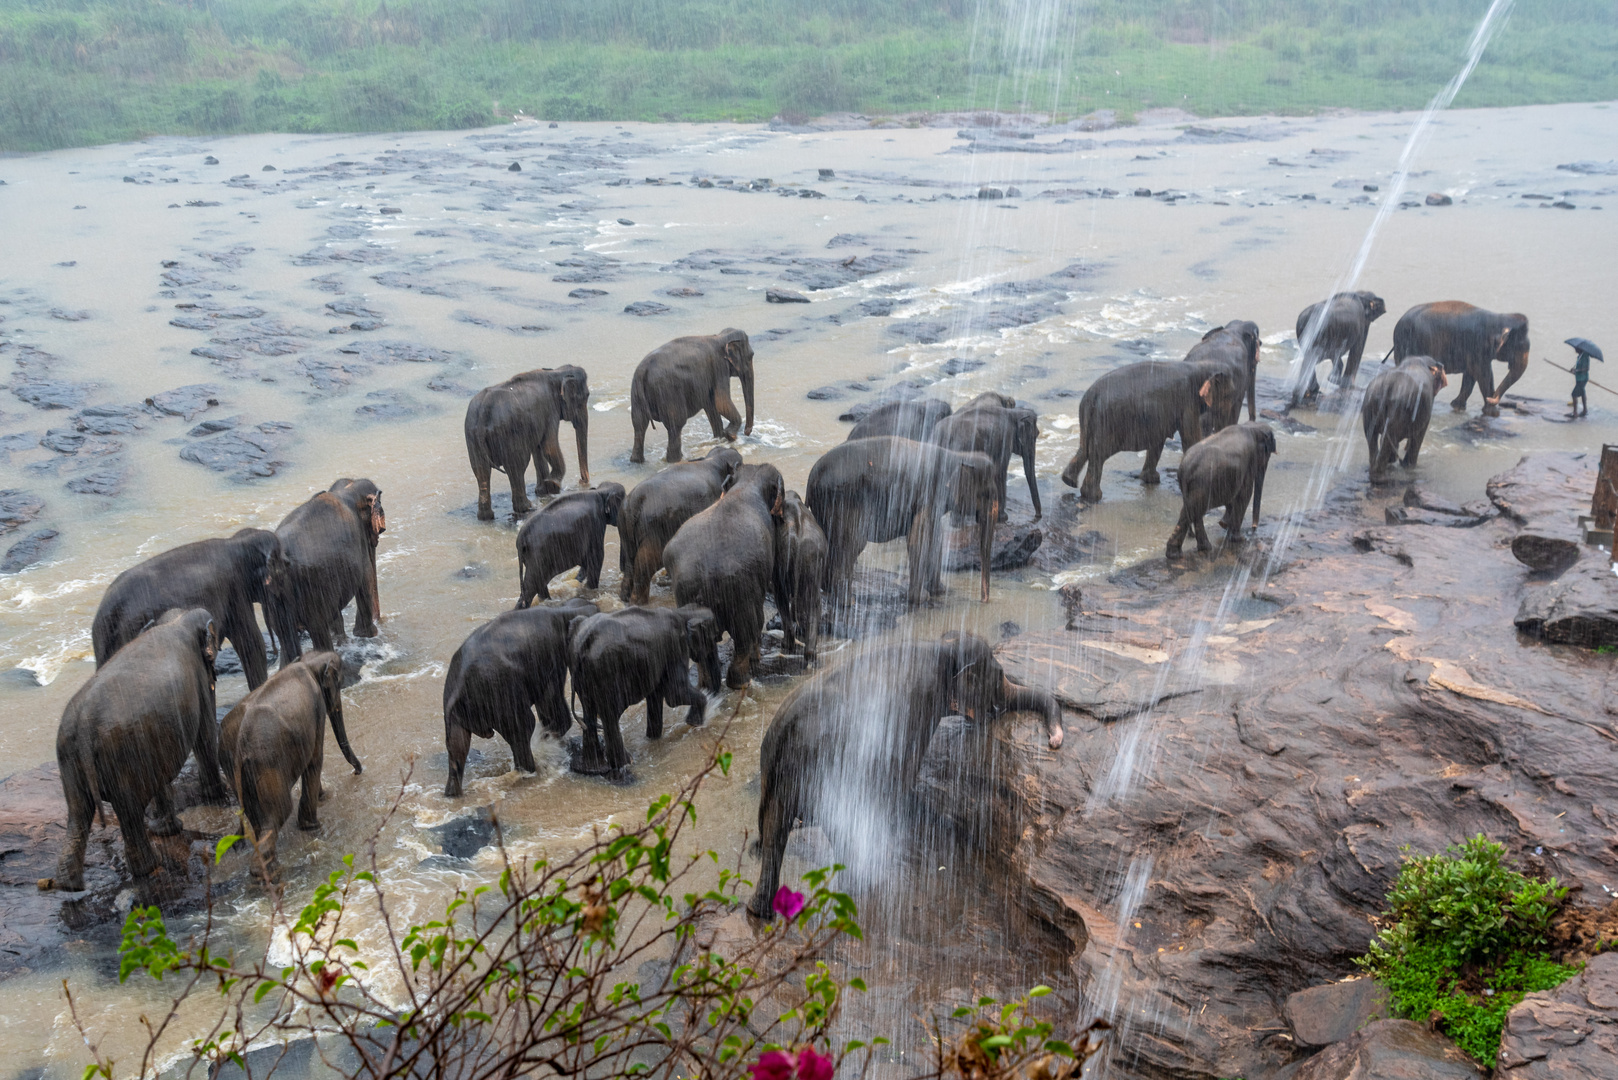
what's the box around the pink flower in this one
[748,1050,795,1080]
[772,885,806,922]
[795,1045,834,1080]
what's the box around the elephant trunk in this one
[328,689,363,775]
[740,368,756,437]
[1252,461,1266,527]
[1003,677,1064,750]
[979,501,997,602]
[1020,443,1042,521]
[573,411,590,486]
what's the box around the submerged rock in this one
[179,421,292,481]
[1,528,59,573]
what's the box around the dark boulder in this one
[1,528,59,573]
[766,289,810,304]
[1279,1020,1483,1080]
[1497,951,1618,1078]
[622,301,670,317]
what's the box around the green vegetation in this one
[1357,835,1579,1066]
[1,1,1616,151]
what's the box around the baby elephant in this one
[1166,422,1277,558]
[1362,356,1448,483]
[515,483,625,608]
[567,605,722,774]
[219,651,361,882]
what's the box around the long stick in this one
[1542,357,1618,398]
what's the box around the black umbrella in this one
[1565,337,1604,362]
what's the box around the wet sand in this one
[0,101,1615,1074]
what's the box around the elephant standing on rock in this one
[1294,291,1386,397]
[1362,356,1448,483]
[773,491,827,664]
[663,464,785,688]
[269,478,385,668]
[566,605,721,774]
[44,608,223,892]
[92,529,283,690]
[630,330,754,463]
[617,447,742,604]
[1060,362,1231,502]
[846,397,952,442]
[466,366,591,519]
[747,630,1063,919]
[931,392,1041,522]
[1166,422,1277,558]
[1392,302,1529,417]
[441,599,598,797]
[1185,320,1261,430]
[218,651,360,882]
[808,437,999,606]
[515,483,625,607]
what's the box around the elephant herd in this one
[38,292,1532,910]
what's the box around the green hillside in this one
[1,0,1615,151]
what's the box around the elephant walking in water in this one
[1185,320,1261,431]
[1294,291,1386,398]
[630,329,755,463]
[1362,356,1448,483]
[268,478,385,668]
[616,448,741,605]
[1166,422,1277,558]
[930,392,1042,522]
[45,608,224,892]
[465,366,591,519]
[1392,301,1529,417]
[747,630,1063,919]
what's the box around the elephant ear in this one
[684,609,718,652]
[200,616,219,666]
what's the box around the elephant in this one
[663,464,785,688]
[1294,291,1386,397]
[1059,361,1232,502]
[1185,319,1261,430]
[268,478,385,668]
[630,330,755,464]
[1166,422,1277,558]
[466,366,591,520]
[218,651,360,881]
[1392,302,1529,417]
[515,483,626,607]
[930,392,1042,522]
[566,604,722,773]
[1362,356,1448,483]
[92,529,282,691]
[440,599,599,797]
[807,437,999,607]
[44,608,223,892]
[746,630,1063,918]
[845,397,953,442]
[617,447,742,605]
[773,491,827,664]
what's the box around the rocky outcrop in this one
[1496,952,1618,1079]
[988,452,1618,1079]
[1278,1020,1484,1080]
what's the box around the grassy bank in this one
[1,1,1615,151]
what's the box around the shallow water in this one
[1,101,1615,1074]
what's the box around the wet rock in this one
[507,162,521,172]
[766,289,810,304]
[325,299,383,320]
[262,164,276,171]
[7,345,92,410]
[426,374,475,396]
[1281,1020,1483,1080]
[48,308,90,322]
[977,187,1005,199]
[945,525,1043,572]
[1497,950,1618,1078]
[423,807,500,859]
[568,288,608,299]
[616,218,634,226]
[179,421,292,481]
[886,319,952,345]
[1487,452,1594,526]
[354,390,427,421]
[662,286,703,298]
[1285,978,1391,1048]
[818,169,836,179]
[1426,193,1454,206]
[188,416,240,436]
[1,528,59,573]
[1515,554,1618,647]
[72,404,146,436]
[65,466,127,497]
[38,429,86,454]
[623,301,670,317]
[1510,533,1583,573]
[0,490,45,536]
[1385,505,1492,529]
[937,357,986,377]
[334,339,455,364]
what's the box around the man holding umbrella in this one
[1567,337,1603,417]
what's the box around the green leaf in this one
[214,834,242,864]
[980,1035,1013,1049]
[1028,984,1053,997]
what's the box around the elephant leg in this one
[506,457,534,516]
[445,722,471,797]
[1225,495,1251,543]
[1344,339,1367,385]
[1402,428,1427,468]
[711,393,742,440]
[1192,510,1212,553]
[533,442,560,496]
[52,768,94,890]
[905,512,938,605]
[298,761,321,831]
[229,612,270,691]
[1079,448,1104,502]
[664,419,685,464]
[1476,366,1502,417]
[305,617,335,657]
[535,685,573,739]
[507,707,539,774]
[191,696,228,803]
[630,542,659,605]
[1373,429,1398,480]
[1452,370,1475,411]
[352,579,378,640]
[110,788,160,879]
[747,787,796,919]
[644,694,664,740]
[602,708,631,771]
[996,470,1011,524]
[1140,443,1164,485]
[584,535,604,590]
[1165,509,1191,559]
[474,460,495,521]
[630,402,650,464]
[148,783,182,837]
[726,604,764,688]
[575,701,611,774]
[665,659,707,726]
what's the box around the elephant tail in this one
[1380,345,1395,365]
[74,738,106,829]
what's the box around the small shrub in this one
[1357,835,1578,1065]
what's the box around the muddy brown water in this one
[0,101,1615,1075]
